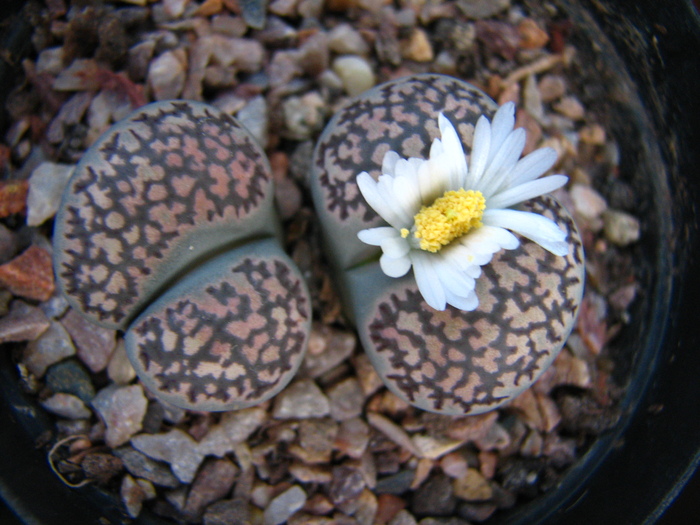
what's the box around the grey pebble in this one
[203,498,251,525]
[272,379,331,419]
[263,485,307,525]
[61,309,116,373]
[22,320,75,377]
[375,470,415,495]
[412,474,457,517]
[113,446,181,488]
[45,359,95,403]
[40,393,91,419]
[0,300,50,344]
[131,428,204,484]
[92,384,148,448]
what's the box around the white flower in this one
[356,102,569,311]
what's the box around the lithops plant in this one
[311,74,584,415]
[54,101,311,411]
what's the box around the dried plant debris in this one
[1,0,640,522]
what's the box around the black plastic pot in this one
[1,1,699,524]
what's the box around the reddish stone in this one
[0,180,29,218]
[0,245,54,301]
[374,493,406,524]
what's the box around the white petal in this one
[391,170,421,219]
[483,208,569,255]
[380,253,412,278]
[488,102,516,165]
[357,172,402,228]
[376,173,413,227]
[437,251,477,293]
[417,159,446,205]
[357,227,400,246]
[466,114,491,188]
[458,225,519,257]
[509,147,558,186]
[437,113,468,190]
[486,175,568,210]
[411,251,447,310]
[445,288,479,311]
[381,235,411,258]
[477,128,527,198]
[382,150,401,176]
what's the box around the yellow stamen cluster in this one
[403,189,486,253]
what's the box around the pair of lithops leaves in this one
[54,75,584,415]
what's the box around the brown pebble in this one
[0,180,28,218]
[518,18,549,49]
[404,28,434,62]
[375,493,406,524]
[184,458,239,519]
[61,308,116,373]
[538,74,567,102]
[0,245,55,302]
[81,452,124,484]
[579,123,607,145]
[0,300,50,343]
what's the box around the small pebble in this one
[121,474,155,519]
[263,485,307,525]
[23,320,76,377]
[198,407,267,457]
[518,18,549,49]
[457,0,511,19]
[0,180,28,218]
[107,340,136,385]
[411,474,456,517]
[45,359,95,403]
[330,465,367,504]
[113,446,180,488]
[335,417,371,459]
[272,379,331,419]
[131,428,204,484]
[236,95,269,148]
[203,498,252,525]
[81,452,124,484]
[282,91,326,140]
[332,55,376,97]
[389,509,417,525]
[289,462,333,484]
[40,393,91,419]
[184,458,239,519]
[148,50,186,100]
[0,224,18,265]
[579,124,607,145]
[452,468,493,501]
[327,377,365,421]
[375,494,407,524]
[553,96,586,120]
[367,412,420,457]
[0,300,50,344]
[0,246,55,302]
[404,29,434,62]
[570,183,607,220]
[603,209,641,246]
[61,309,116,373]
[26,162,74,227]
[302,324,357,378]
[538,75,567,103]
[92,384,148,448]
[291,418,338,464]
[375,470,415,495]
[328,23,370,55]
[412,434,465,460]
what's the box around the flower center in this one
[402,189,486,253]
